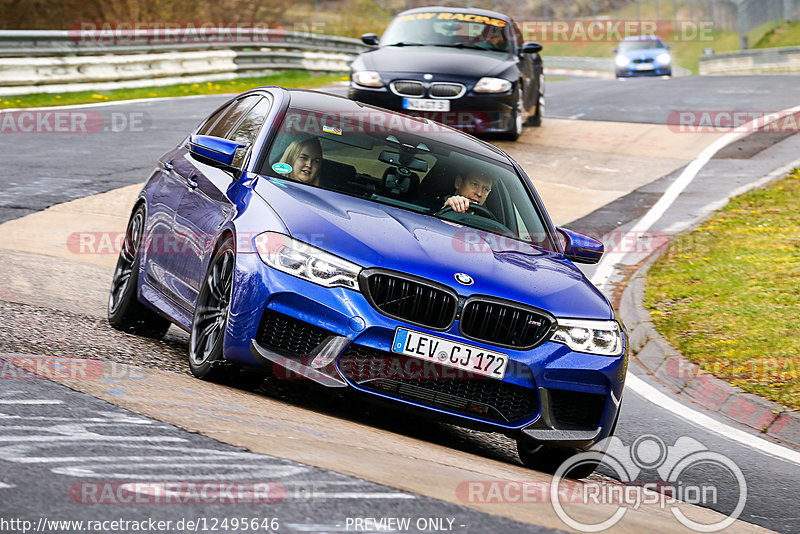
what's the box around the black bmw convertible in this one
[348,6,545,140]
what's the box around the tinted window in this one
[202,95,260,139]
[228,98,272,168]
[381,11,511,52]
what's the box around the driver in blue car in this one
[442,170,494,212]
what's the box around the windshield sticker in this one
[398,12,506,27]
[322,124,343,135]
[272,162,292,174]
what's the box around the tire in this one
[108,204,171,339]
[188,236,236,382]
[527,74,544,127]
[501,86,525,141]
[517,403,622,479]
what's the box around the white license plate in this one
[391,328,508,379]
[402,98,450,112]
[635,63,654,70]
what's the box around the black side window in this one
[228,98,272,168]
[197,95,260,139]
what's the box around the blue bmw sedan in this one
[108,88,627,476]
[615,35,672,78]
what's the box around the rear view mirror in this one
[189,135,246,168]
[378,150,428,172]
[361,33,379,46]
[521,42,543,54]
[557,227,604,264]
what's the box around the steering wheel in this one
[435,203,498,221]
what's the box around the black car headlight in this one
[255,232,361,290]
[551,319,623,356]
[473,77,512,93]
[352,71,384,88]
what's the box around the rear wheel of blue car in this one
[189,236,236,382]
[108,205,170,339]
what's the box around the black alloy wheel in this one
[108,205,170,338]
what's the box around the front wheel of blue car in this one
[189,236,235,382]
[108,205,170,339]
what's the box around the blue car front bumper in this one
[226,253,626,448]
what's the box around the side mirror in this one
[189,135,246,168]
[557,227,604,264]
[361,33,380,46]
[521,41,543,54]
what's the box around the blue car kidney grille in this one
[460,300,553,349]
[256,310,333,357]
[338,344,539,423]
[364,272,457,329]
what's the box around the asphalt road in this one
[2,76,800,533]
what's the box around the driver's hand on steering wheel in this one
[443,195,472,213]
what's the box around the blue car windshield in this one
[381,11,511,52]
[619,40,665,52]
[262,108,555,252]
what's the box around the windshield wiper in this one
[386,42,427,47]
[434,43,498,52]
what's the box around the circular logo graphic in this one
[454,273,473,286]
[272,162,292,174]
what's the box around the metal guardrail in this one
[0,28,366,56]
[0,29,366,96]
[0,28,691,96]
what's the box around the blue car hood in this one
[255,178,612,320]
[619,48,667,61]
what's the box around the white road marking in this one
[627,373,800,466]
[0,482,14,489]
[0,399,63,405]
[589,104,800,464]
[591,103,800,291]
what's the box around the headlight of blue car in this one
[656,53,671,65]
[551,319,623,356]
[255,232,362,290]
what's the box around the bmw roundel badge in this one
[454,273,473,286]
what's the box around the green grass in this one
[644,170,800,410]
[0,71,345,109]
[754,20,800,49]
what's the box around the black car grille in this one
[633,58,655,64]
[391,80,424,96]
[549,389,606,430]
[361,271,457,330]
[460,299,554,349]
[338,344,539,423]
[256,310,333,357]
[430,83,464,98]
